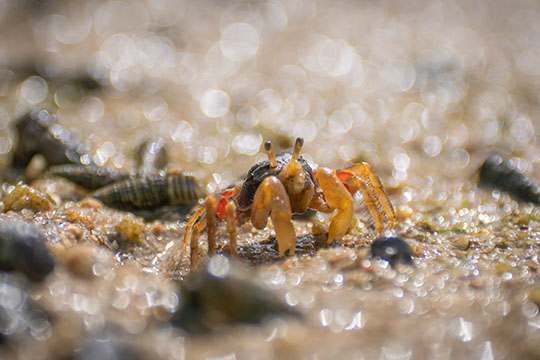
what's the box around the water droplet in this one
[232,133,262,155]
[207,254,230,278]
[423,135,442,157]
[20,76,48,104]
[236,105,260,129]
[79,97,104,123]
[220,23,260,61]
[328,109,353,134]
[453,317,473,342]
[200,89,230,118]
[319,308,333,327]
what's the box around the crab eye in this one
[291,137,304,160]
[264,140,278,167]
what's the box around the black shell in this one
[13,110,88,167]
[371,236,413,266]
[479,154,540,204]
[236,154,316,210]
[0,219,55,281]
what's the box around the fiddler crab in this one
[184,137,395,269]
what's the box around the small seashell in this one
[479,154,540,204]
[13,110,89,167]
[49,164,134,190]
[91,172,205,211]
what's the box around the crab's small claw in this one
[251,176,295,256]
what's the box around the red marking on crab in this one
[216,198,228,219]
[337,171,353,181]
[216,190,235,219]
[336,171,354,193]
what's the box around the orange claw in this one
[314,167,354,244]
[251,176,295,256]
[339,162,395,231]
[341,176,385,232]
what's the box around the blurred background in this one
[1,0,539,196]
[2,1,540,359]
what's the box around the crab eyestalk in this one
[278,137,307,195]
[264,141,278,168]
[291,137,304,161]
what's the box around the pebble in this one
[0,218,54,281]
[3,184,56,213]
[171,260,299,333]
[370,236,413,266]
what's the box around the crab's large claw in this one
[314,167,354,244]
[337,162,394,232]
[251,176,295,257]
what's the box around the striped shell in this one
[48,137,168,190]
[91,172,206,211]
[48,164,135,190]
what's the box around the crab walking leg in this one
[225,200,238,258]
[341,176,385,233]
[251,176,295,257]
[190,217,207,270]
[182,205,206,253]
[315,167,355,244]
[341,162,395,229]
[205,195,217,255]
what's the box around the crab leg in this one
[225,200,238,258]
[183,205,206,253]
[190,217,207,270]
[339,162,395,230]
[251,176,295,257]
[314,167,355,244]
[205,195,217,255]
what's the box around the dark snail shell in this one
[479,154,540,204]
[13,110,89,167]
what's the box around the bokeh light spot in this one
[200,90,230,118]
[20,76,48,104]
[220,23,260,61]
